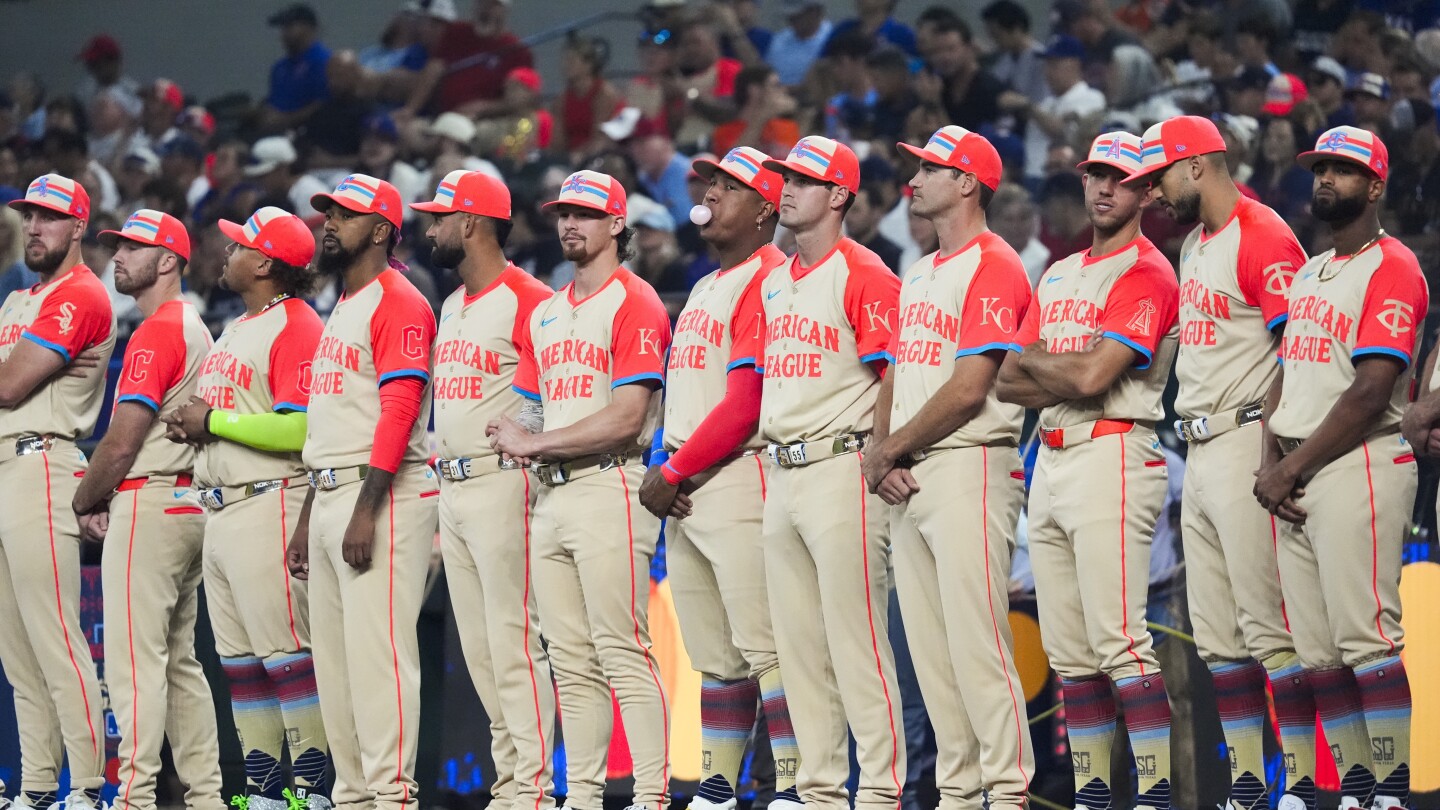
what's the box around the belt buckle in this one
[439,459,467,481]
[309,469,339,490]
[15,436,48,456]
[199,489,224,510]
[1239,403,1265,425]
[251,479,284,497]
[498,457,522,471]
[782,443,806,467]
[535,463,568,486]
[1040,428,1063,449]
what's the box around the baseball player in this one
[492,170,673,810]
[412,170,558,810]
[996,132,1180,810]
[285,175,439,810]
[751,136,904,810]
[863,127,1034,809]
[1122,115,1313,810]
[1256,127,1426,810]
[0,175,112,810]
[159,207,329,810]
[71,210,222,810]
[636,148,802,810]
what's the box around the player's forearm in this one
[1278,370,1399,480]
[1018,350,1109,400]
[871,374,895,444]
[662,368,761,483]
[209,410,307,453]
[530,400,650,462]
[1260,369,1285,468]
[73,437,141,514]
[882,381,989,459]
[351,468,397,520]
[997,356,1064,408]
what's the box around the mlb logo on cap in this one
[1123,115,1227,186]
[896,126,1004,190]
[691,147,784,205]
[98,208,191,260]
[411,169,512,220]
[310,173,404,228]
[1078,131,1144,175]
[543,170,627,217]
[219,206,316,266]
[1296,125,1389,180]
[8,173,91,219]
[761,136,861,193]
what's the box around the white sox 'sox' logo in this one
[401,325,426,361]
[297,361,314,395]
[127,349,154,384]
[637,328,663,357]
[54,302,76,335]
[979,297,1014,333]
[1262,261,1295,296]
[1376,299,1415,339]
[862,301,896,333]
[1127,298,1156,336]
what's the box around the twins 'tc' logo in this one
[127,349,154,385]
[1262,261,1296,296]
[400,325,426,361]
[1376,299,1415,339]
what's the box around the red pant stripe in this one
[981,447,1030,786]
[42,452,100,760]
[521,473,548,810]
[857,460,904,808]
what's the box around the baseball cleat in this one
[47,797,109,810]
[688,798,736,810]
[768,799,804,810]
[1370,797,1406,809]
[1276,795,1309,810]
[1339,798,1366,809]
[244,798,288,810]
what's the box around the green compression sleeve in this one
[208,409,308,453]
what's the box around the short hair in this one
[492,217,513,249]
[616,224,637,262]
[989,183,1036,218]
[977,184,996,210]
[865,46,909,73]
[1343,9,1387,37]
[917,6,961,30]
[268,257,317,298]
[733,65,775,109]
[981,0,1030,33]
[1236,14,1278,49]
[930,15,973,44]
[838,186,857,216]
[856,179,889,209]
[1188,12,1223,43]
[824,29,874,61]
[43,128,87,156]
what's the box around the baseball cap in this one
[311,174,404,228]
[1296,125,1389,180]
[99,209,191,260]
[692,146,784,205]
[507,67,542,93]
[896,126,1003,191]
[159,135,206,163]
[267,3,318,27]
[76,35,121,64]
[403,0,457,21]
[1310,56,1348,87]
[219,206,317,266]
[1077,131,1144,175]
[762,135,862,194]
[542,170,628,217]
[1230,66,1272,93]
[244,136,299,177]
[8,174,91,219]
[122,145,161,175]
[427,112,477,145]
[152,78,184,111]
[411,170,512,219]
[599,107,643,142]
[1041,35,1086,61]
[1347,72,1390,101]
[362,113,400,142]
[1262,73,1308,117]
[1122,115,1227,186]
[179,105,216,138]
[630,197,676,232]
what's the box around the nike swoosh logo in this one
[541,316,558,327]
[1301,272,1316,280]
[173,491,187,499]
[767,289,782,300]
[908,275,921,284]
[442,313,454,322]
[1045,276,1064,284]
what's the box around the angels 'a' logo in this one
[54,302,76,335]
[1127,298,1156,336]
[296,361,314,396]
[1262,261,1296,296]
[1376,299,1415,339]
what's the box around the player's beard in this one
[430,241,464,269]
[113,255,159,296]
[1311,190,1366,224]
[317,235,363,276]
[24,240,68,274]
[1165,187,1201,225]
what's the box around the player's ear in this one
[756,200,776,228]
[609,215,625,237]
[254,255,273,280]
[1369,177,1386,204]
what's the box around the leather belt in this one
[1175,402,1265,444]
[199,478,296,511]
[436,456,524,482]
[768,432,867,469]
[532,453,629,487]
[117,472,194,492]
[1038,419,1137,450]
[307,465,370,491]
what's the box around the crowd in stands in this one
[3,0,1439,341]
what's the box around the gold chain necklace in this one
[1318,230,1385,282]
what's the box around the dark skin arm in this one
[340,468,397,569]
[72,402,154,540]
[1256,369,1303,523]
[1016,336,1140,400]
[488,382,659,463]
[1401,340,1440,455]
[286,486,316,580]
[996,348,1066,408]
[0,340,69,408]
[1255,356,1405,524]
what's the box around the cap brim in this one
[1076,158,1135,174]
[895,141,952,168]
[217,219,253,248]
[1120,160,1176,187]
[97,229,157,250]
[541,199,614,215]
[6,198,78,217]
[1295,149,1380,175]
[310,192,371,217]
[409,200,453,213]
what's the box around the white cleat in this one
[49,796,110,810]
[1276,795,1309,810]
[1339,798,1365,809]
[767,800,804,810]
[1371,797,1407,810]
[688,799,737,810]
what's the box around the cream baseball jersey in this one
[433,265,553,459]
[1017,236,1180,428]
[756,238,901,444]
[0,265,116,444]
[303,268,436,470]
[1174,196,1305,418]
[115,300,212,477]
[662,244,785,453]
[194,298,323,488]
[514,267,672,451]
[886,232,1031,449]
[1269,237,1430,440]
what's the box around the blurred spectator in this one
[826,0,918,57]
[0,145,21,194]
[1213,113,1262,196]
[1037,171,1088,260]
[116,145,160,214]
[9,73,47,140]
[185,220,246,333]
[907,207,938,256]
[630,117,692,226]
[405,0,533,119]
[0,205,37,298]
[823,31,878,142]
[1360,0,1440,34]
[1388,104,1440,263]
[43,96,85,134]
[159,136,208,211]
[845,180,902,273]
[1263,74,1308,120]
[74,35,140,109]
[260,4,331,133]
[718,0,772,60]
[1021,36,1105,185]
[1218,0,1292,42]
[921,16,1005,131]
[298,51,374,179]
[1234,14,1281,77]
[137,79,184,153]
[488,68,552,163]
[866,47,918,143]
[1348,72,1392,133]
[553,35,624,159]
[42,129,118,214]
[664,21,742,146]
[87,86,144,170]
[1226,67,1271,120]
[766,0,833,86]
[1308,57,1354,129]
[1249,117,1314,220]
[698,0,765,67]
[1332,11,1387,74]
[628,197,689,297]
[712,65,799,156]
[914,6,960,59]
[191,140,253,226]
[245,136,329,216]
[422,112,504,182]
[1052,0,1139,85]
[1171,13,1230,112]
[1393,58,1430,106]
[360,0,456,104]
[1292,0,1354,60]
[139,177,189,220]
[1105,44,1182,127]
[178,105,217,147]
[356,114,427,221]
[625,30,677,120]
[988,183,1049,284]
[982,0,1047,105]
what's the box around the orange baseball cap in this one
[1122,115,1227,186]
[219,206,316,266]
[99,209,191,260]
[761,136,861,194]
[1296,125,1389,181]
[411,170,512,219]
[8,174,91,219]
[543,170,627,217]
[311,173,404,228]
[691,147,784,205]
[897,125,1003,191]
